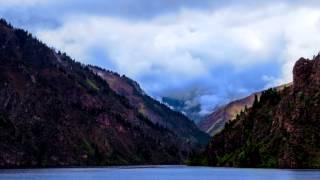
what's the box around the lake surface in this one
[0,166,319,180]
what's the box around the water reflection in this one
[0,166,319,180]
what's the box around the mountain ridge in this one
[89,65,209,144]
[0,19,208,168]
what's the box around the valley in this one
[0,16,320,170]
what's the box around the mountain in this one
[89,66,209,144]
[0,19,208,168]
[190,56,320,168]
[198,93,258,136]
[199,84,291,136]
[162,97,202,123]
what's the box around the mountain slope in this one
[89,66,209,145]
[191,56,320,168]
[198,93,258,136]
[199,84,291,136]
[0,19,207,168]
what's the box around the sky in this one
[1,0,320,115]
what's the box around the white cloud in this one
[0,0,50,7]
[35,3,320,114]
[36,8,276,84]
[198,94,222,116]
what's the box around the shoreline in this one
[0,165,319,171]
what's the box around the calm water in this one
[0,166,319,180]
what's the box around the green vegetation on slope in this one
[189,62,320,169]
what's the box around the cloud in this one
[0,0,219,30]
[35,7,282,111]
[2,0,320,115]
[0,0,44,6]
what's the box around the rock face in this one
[293,57,320,91]
[0,19,208,168]
[191,56,320,168]
[293,58,314,91]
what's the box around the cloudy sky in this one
[1,0,320,115]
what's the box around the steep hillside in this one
[190,56,320,168]
[89,66,209,145]
[198,93,258,136]
[199,84,291,136]
[0,19,207,168]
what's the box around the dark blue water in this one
[0,166,319,180]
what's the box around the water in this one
[0,166,319,180]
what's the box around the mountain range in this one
[1,17,320,169]
[0,19,208,168]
